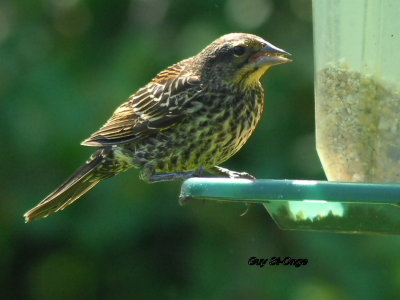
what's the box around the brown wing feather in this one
[82,61,200,146]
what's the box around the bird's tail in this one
[24,148,119,223]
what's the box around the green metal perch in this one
[180,178,400,235]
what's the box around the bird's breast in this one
[187,87,265,165]
[221,88,265,156]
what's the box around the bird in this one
[24,33,291,222]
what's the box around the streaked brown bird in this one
[24,33,291,222]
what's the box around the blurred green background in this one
[1,0,400,299]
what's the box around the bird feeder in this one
[314,0,400,182]
[180,0,400,234]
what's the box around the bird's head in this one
[195,33,292,88]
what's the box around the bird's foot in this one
[176,166,255,206]
[227,171,255,179]
[207,166,256,179]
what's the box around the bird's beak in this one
[250,42,292,67]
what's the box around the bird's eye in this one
[233,45,246,57]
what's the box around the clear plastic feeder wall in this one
[313,0,400,182]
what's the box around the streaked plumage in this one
[24,33,291,222]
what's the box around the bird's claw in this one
[227,171,256,179]
[240,203,251,216]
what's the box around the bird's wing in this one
[81,62,201,146]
